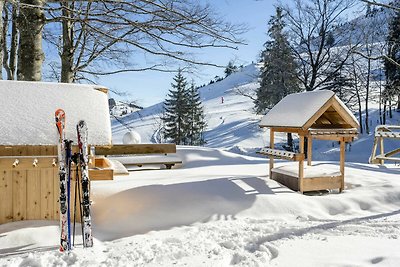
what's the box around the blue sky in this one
[98,0,280,107]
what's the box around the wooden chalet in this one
[258,90,359,193]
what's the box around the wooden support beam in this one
[298,135,305,194]
[379,136,384,165]
[95,144,177,155]
[340,138,345,192]
[269,129,274,179]
[307,135,312,166]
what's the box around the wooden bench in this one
[95,144,183,170]
[370,125,400,165]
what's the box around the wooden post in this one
[299,135,304,193]
[307,134,312,166]
[340,138,345,192]
[269,129,274,178]
[379,136,384,165]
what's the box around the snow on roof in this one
[260,90,335,128]
[0,80,111,146]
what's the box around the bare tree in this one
[17,0,45,81]
[2,2,19,80]
[280,0,357,91]
[43,0,246,83]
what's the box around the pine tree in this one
[255,7,300,114]
[224,61,238,77]
[162,69,190,145]
[385,5,400,112]
[186,83,207,145]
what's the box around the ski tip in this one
[55,109,66,122]
[77,120,87,127]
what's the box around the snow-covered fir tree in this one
[162,69,190,145]
[162,71,207,145]
[385,4,400,111]
[224,61,238,77]
[186,83,207,145]
[255,7,300,114]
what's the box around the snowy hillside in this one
[112,64,282,154]
[112,63,400,163]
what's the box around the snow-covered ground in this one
[1,65,400,266]
[1,147,400,266]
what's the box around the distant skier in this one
[221,96,224,104]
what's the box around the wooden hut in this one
[0,80,113,225]
[258,90,359,193]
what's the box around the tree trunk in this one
[383,99,387,124]
[17,0,45,81]
[61,1,74,83]
[0,0,4,79]
[365,58,371,134]
[287,133,293,151]
[9,3,18,80]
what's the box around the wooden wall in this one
[0,146,81,225]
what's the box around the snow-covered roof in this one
[0,80,111,146]
[259,90,359,129]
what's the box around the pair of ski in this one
[55,109,93,252]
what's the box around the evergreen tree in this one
[255,7,300,114]
[224,61,238,77]
[186,83,207,145]
[162,69,190,145]
[385,5,400,111]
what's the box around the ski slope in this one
[112,63,400,163]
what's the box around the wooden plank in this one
[269,129,274,178]
[89,169,114,180]
[311,135,354,142]
[303,97,335,130]
[271,171,342,192]
[375,156,400,161]
[41,168,54,220]
[269,127,308,135]
[298,135,305,193]
[26,170,41,220]
[379,136,384,165]
[96,144,177,155]
[307,135,312,166]
[375,132,400,138]
[12,170,27,221]
[369,136,379,164]
[0,157,58,169]
[303,176,342,191]
[330,99,360,129]
[0,170,13,223]
[257,148,304,161]
[340,138,345,192]
[386,147,400,157]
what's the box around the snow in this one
[0,80,111,145]
[1,146,400,266]
[272,162,341,178]
[2,64,400,266]
[122,130,141,144]
[259,90,335,128]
